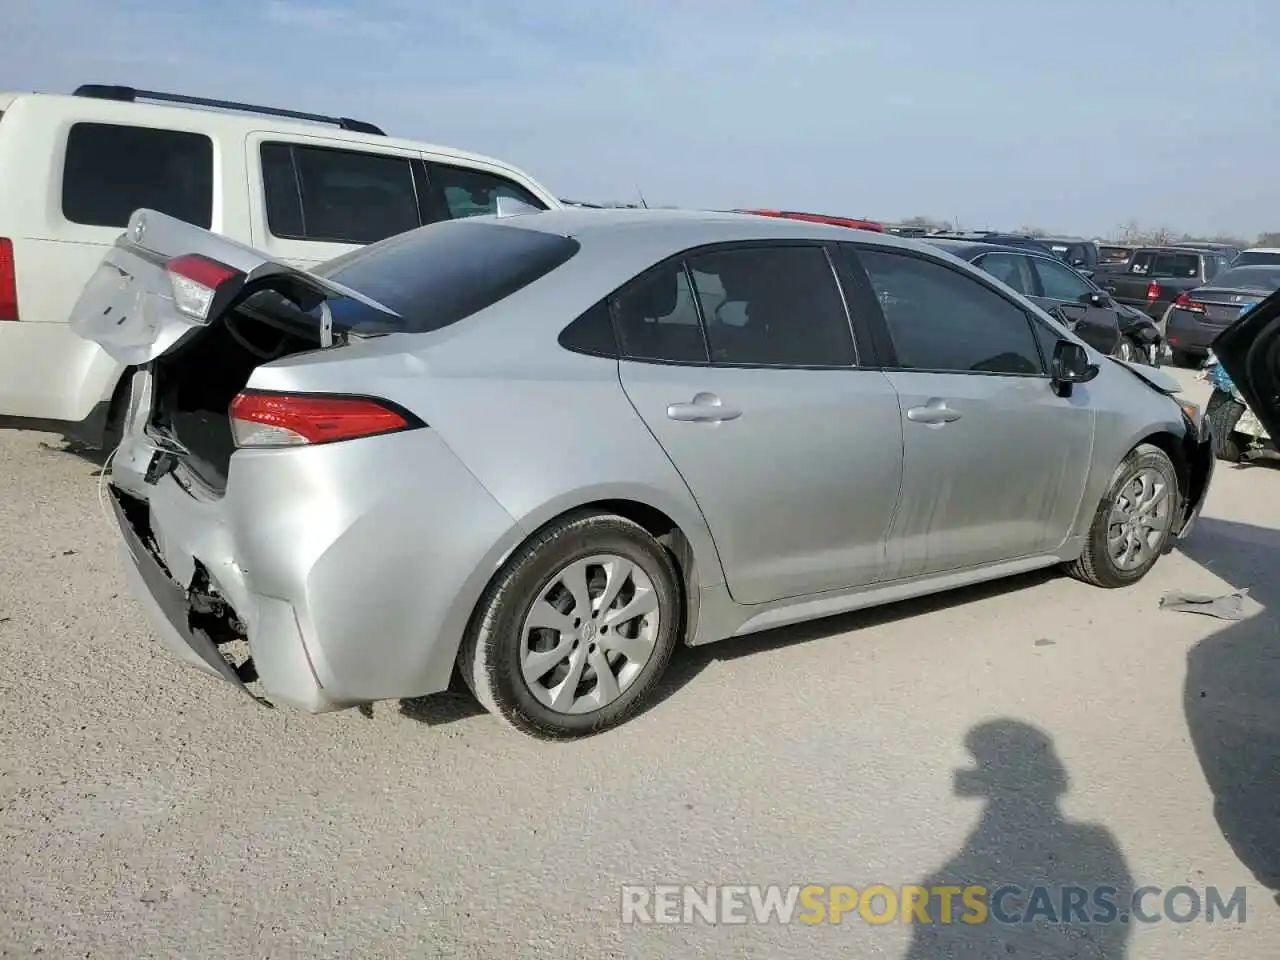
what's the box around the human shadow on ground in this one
[1179,515,1280,895]
[903,719,1132,959]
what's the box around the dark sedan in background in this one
[927,239,1163,362]
[1165,264,1280,366]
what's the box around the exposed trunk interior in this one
[149,290,329,493]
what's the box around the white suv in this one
[0,84,561,447]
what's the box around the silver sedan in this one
[72,207,1216,738]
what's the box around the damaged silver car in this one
[73,207,1216,738]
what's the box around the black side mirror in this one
[1051,339,1099,396]
[1085,290,1109,307]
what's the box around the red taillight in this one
[1146,281,1161,302]
[166,254,242,321]
[0,238,18,322]
[1174,291,1205,313]
[229,391,418,447]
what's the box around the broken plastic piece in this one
[1158,588,1251,621]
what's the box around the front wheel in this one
[1065,444,1181,588]
[459,511,683,739]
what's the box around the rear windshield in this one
[313,218,580,334]
[1098,246,1132,263]
[1210,266,1280,291]
[1129,252,1200,278]
[1231,251,1280,268]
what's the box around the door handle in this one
[667,392,742,423]
[906,401,962,425]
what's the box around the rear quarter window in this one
[62,122,213,228]
[314,218,579,334]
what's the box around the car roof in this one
[1241,247,1280,254]
[493,207,927,249]
[0,90,533,179]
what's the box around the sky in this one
[4,0,1277,239]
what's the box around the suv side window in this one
[62,123,213,229]
[612,262,708,364]
[856,249,1043,375]
[430,163,548,219]
[1032,256,1093,302]
[261,142,422,244]
[684,246,856,367]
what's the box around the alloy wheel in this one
[520,554,661,714]
[1107,467,1173,571]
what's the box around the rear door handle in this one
[906,401,962,425]
[667,392,742,422]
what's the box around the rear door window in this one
[429,163,548,219]
[62,122,213,228]
[261,142,423,244]
[685,245,857,367]
[974,252,1036,296]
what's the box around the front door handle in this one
[667,392,742,423]
[906,401,962,425]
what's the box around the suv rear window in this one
[62,123,213,228]
[314,218,579,334]
[1150,252,1201,278]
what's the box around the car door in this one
[845,245,1095,580]
[1028,254,1121,354]
[614,243,904,605]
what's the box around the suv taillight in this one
[0,238,18,321]
[1146,280,1161,302]
[229,391,421,447]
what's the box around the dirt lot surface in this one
[2,368,1277,958]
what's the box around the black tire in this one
[1205,389,1247,463]
[1065,443,1182,588]
[458,511,683,739]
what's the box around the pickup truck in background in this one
[1099,247,1233,322]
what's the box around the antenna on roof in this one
[635,185,649,209]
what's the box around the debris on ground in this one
[1159,588,1252,621]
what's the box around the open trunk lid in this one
[70,208,400,366]
[1214,290,1280,441]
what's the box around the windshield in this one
[1208,266,1280,292]
[312,218,580,334]
[1230,251,1280,268]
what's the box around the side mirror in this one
[1085,290,1109,307]
[1077,269,1095,280]
[1051,339,1099,396]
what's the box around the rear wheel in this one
[1065,444,1181,588]
[459,511,683,739]
[1205,389,1247,463]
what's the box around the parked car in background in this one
[737,209,885,232]
[70,207,1213,738]
[925,238,1163,362]
[1037,236,1099,271]
[0,83,561,450]
[1163,264,1280,366]
[1100,247,1231,322]
[1229,247,1280,268]
[1176,241,1243,262]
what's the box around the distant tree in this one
[1256,232,1280,247]
[1017,225,1051,236]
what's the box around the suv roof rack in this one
[72,84,386,136]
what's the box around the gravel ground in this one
[1,368,1278,959]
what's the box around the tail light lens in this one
[166,254,242,321]
[1174,291,1205,313]
[0,238,18,321]
[229,391,420,447]
[1146,281,1162,302]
